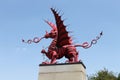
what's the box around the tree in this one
[117,73,120,80]
[89,68,117,80]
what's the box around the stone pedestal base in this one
[38,62,86,80]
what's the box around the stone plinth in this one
[38,62,86,80]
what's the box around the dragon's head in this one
[44,20,57,39]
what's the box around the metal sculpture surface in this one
[22,8,102,64]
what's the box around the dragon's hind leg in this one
[65,46,79,63]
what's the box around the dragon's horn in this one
[45,20,57,30]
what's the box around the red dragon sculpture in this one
[22,8,102,64]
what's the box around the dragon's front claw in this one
[41,49,46,54]
[42,61,50,64]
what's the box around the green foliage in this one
[117,73,120,80]
[89,68,119,80]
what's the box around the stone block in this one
[38,62,86,80]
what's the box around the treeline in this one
[88,68,120,80]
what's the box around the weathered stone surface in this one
[38,62,86,80]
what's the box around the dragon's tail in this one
[74,31,103,49]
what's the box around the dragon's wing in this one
[51,8,72,48]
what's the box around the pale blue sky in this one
[0,0,120,80]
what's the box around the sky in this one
[0,0,120,80]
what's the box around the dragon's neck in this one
[48,37,57,50]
